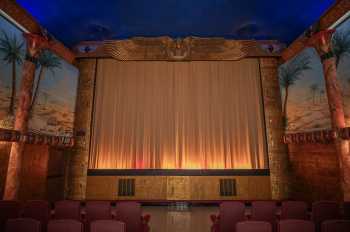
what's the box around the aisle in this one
[143,205,218,232]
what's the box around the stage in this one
[86,169,271,201]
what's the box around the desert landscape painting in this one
[0,15,78,136]
[279,18,350,133]
[279,47,331,133]
[335,18,350,127]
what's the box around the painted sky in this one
[16,0,334,47]
[336,17,350,80]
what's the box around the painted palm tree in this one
[0,31,24,115]
[332,30,350,67]
[29,50,61,113]
[279,54,312,126]
[309,83,319,104]
[319,89,325,102]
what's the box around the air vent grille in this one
[118,178,135,196]
[219,179,237,196]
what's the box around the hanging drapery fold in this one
[89,59,268,169]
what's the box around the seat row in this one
[0,200,150,232]
[234,220,349,232]
[211,201,350,232]
[6,218,125,232]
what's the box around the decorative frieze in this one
[74,37,284,60]
[0,128,74,147]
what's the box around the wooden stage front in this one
[86,169,271,201]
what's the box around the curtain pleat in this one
[89,59,267,169]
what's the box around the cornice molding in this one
[74,37,284,61]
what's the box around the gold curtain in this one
[89,59,268,169]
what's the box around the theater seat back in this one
[54,201,81,221]
[279,219,315,232]
[281,201,308,220]
[0,200,21,231]
[321,220,350,232]
[6,218,41,232]
[312,201,340,231]
[48,219,83,232]
[22,201,50,231]
[115,202,142,232]
[236,221,272,232]
[220,201,245,232]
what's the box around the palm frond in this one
[279,53,312,88]
[38,50,62,75]
[0,30,24,64]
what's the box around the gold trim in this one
[75,37,284,60]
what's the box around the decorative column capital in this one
[23,33,50,60]
[307,30,335,59]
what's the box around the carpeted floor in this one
[143,205,218,232]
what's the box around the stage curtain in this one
[89,59,268,169]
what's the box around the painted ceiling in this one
[17,0,335,48]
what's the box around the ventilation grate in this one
[219,179,237,196]
[118,178,135,196]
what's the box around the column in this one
[66,59,97,200]
[308,30,350,200]
[3,33,48,200]
[260,58,290,200]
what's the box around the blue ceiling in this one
[17,0,335,48]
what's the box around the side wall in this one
[0,142,11,197]
[288,143,341,202]
[0,143,68,201]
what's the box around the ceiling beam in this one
[281,0,350,63]
[0,0,75,64]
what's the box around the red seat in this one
[22,201,50,232]
[85,201,112,232]
[54,201,81,221]
[251,201,277,230]
[115,202,149,232]
[90,220,125,232]
[343,202,350,220]
[6,218,41,232]
[213,201,245,232]
[280,201,308,220]
[48,219,83,232]
[236,221,272,232]
[0,200,21,231]
[321,220,350,232]
[278,219,315,232]
[312,201,340,232]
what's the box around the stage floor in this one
[143,205,218,232]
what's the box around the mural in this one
[279,48,331,133]
[0,15,78,136]
[334,19,350,127]
[279,17,350,133]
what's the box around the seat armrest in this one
[210,214,220,232]
[141,214,151,232]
